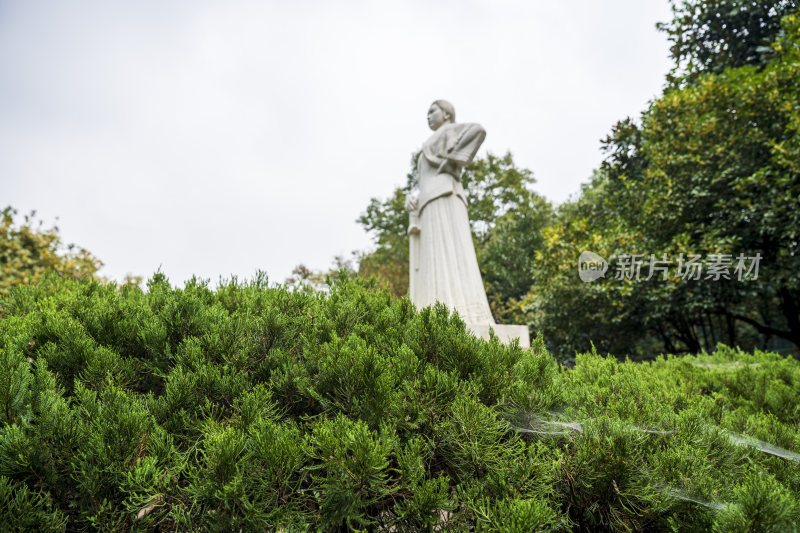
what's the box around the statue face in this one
[427,104,449,131]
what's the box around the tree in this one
[357,186,412,296]
[531,7,800,361]
[479,198,553,324]
[0,207,103,295]
[658,0,799,83]
[641,10,800,348]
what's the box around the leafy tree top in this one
[658,0,799,84]
[0,207,103,295]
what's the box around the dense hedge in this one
[0,273,798,531]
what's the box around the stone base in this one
[467,324,530,349]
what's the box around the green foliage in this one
[532,7,800,361]
[1,273,800,530]
[357,152,420,296]
[0,207,103,295]
[658,0,799,82]
[0,476,66,532]
[478,198,554,325]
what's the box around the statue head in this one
[427,100,455,131]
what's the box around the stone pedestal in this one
[468,324,530,349]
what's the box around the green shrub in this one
[0,272,799,531]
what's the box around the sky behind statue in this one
[0,0,672,286]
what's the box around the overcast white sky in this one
[0,0,673,286]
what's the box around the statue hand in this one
[405,190,419,211]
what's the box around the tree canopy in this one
[0,207,103,296]
[658,0,799,83]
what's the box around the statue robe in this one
[408,122,495,326]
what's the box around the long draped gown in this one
[408,121,495,326]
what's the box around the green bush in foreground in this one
[0,273,799,531]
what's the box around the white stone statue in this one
[407,100,530,347]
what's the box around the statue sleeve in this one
[446,123,486,165]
